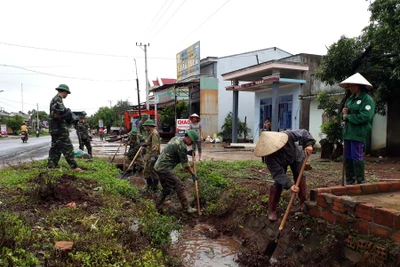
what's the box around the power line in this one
[0,41,175,60]
[145,0,169,32]
[0,64,136,82]
[179,0,231,45]
[147,0,176,36]
[150,0,187,42]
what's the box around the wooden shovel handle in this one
[279,154,309,231]
[192,153,201,215]
[127,146,143,170]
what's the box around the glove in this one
[187,149,195,156]
[192,174,198,181]
[150,157,157,162]
[140,142,148,147]
[60,108,72,119]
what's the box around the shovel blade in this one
[264,231,281,258]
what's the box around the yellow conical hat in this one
[254,131,288,157]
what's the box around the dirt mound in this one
[29,173,101,204]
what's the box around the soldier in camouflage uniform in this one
[126,127,142,174]
[47,84,81,171]
[138,114,149,142]
[77,111,92,157]
[141,120,160,193]
[153,129,199,214]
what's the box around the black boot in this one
[152,178,159,193]
[345,160,356,185]
[354,161,365,184]
[88,148,93,158]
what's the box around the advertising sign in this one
[176,119,190,136]
[176,41,200,81]
[99,119,104,128]
[1,124,7,135]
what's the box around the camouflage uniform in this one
[126,132,142,174]
[47,94,78,169]
[77,120,92,156]
[154,137,191,210]
[143,128,161,192]
[138,119,149,142]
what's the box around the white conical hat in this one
[254,131,288,157]
[189,113,201,121]
[339,73,373,90]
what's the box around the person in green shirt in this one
[340,73,375,184]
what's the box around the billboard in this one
[176,41,200,81]
[176,119,191,136]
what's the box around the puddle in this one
[171,223,241,267]
[351,191,400,211]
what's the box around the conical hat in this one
[339,73,373,90]
[254,131,288,157]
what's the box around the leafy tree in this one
[3,115,25,134]
[92,107,115,133]
[317,0,400,115]
[158,101,189,128]
[113,100,131,127]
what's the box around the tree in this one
[92,107,115,133]
[219,112,251,142]
[158,101,189,128]
[3,115,25,134]
[113,100,131,128]
[317,0,400,115]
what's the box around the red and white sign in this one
[176,119,190,132]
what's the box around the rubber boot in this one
[298,177,307,211]
[88,148,93,158]
[145,178,153,192]
[155,193,167,210]
[345,160,356,185]
[354,161,365,184]
[176,185,195,213]
[268,186,282,222]
[152,178,159,194]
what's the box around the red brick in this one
[391,182,400,192]
[360,184,378,195]
[322,210,336,224]
[355,203,375,221]
[391,231,400,244]
[354,219,370,234]
[318,188,332,194]
[316,194,330,209]
[306,203,321,218]
[346,185,362,195]
[395,213,400,231]
[310,188,332,201]
[377,182,391,193]
[370,224,391,239]
[54,241,74,252]
[374,208,396,228]
[335,213,349,225]
[332,197,345,213]
[330,186,348,196]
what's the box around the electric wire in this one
[147,0,176,36]
[150,0,187,42]
[145,0,169,33]
[179,0,231,45]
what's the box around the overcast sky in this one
[0,0,371,116]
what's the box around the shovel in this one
[123,143,128,172]
[118,146,143,179]
[110,140,123,163]
[192,152,201,215]
[265,154,309,258]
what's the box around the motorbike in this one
[21,131,28,143]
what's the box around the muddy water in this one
[351,191,400,210]
[171,223,241,267]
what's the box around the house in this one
[178,47,292,138]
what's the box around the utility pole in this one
[136,42,150,110]
[36,103,39,129]
[134,58,141,118]
[107,100,112,108]
[21,83,23,112]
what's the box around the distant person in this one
[141,119,161,194]
[126,128,142,174]
[263,118,271,131]
[340,73,375,185]
[153,130,199,214]
[77,111,92,157]
[99,127,105,141]
[20,123,28,140]
[36,128,40,138]
[189,113,202,161]
[138,114,149,143]
[254,130,315,222]
[47,84,81,172]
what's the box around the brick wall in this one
[306,182,400,243]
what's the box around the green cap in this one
[55,84,71,94]
[141,114,149,119]
[82,111,87,116]
[143,119,156,127]
[129,128,138,135]
[186,130,199,142]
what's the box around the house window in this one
[259,95,293,132]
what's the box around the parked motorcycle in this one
[21,131,28,143]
